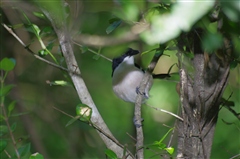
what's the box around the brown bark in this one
[176,29,231,159]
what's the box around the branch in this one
[134,45,166,158]
[73,32,138,47]
[72,22,148,47]
[2,23,70,73]
[145,104,183,121]
[53,106,134,158]
[39,1,132,158]
[134,71,150,158]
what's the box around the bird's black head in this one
[111,48,139,76]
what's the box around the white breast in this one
[112,56,151,103]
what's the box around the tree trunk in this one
[176,29,231,159]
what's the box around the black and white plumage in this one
[111,48,153,103]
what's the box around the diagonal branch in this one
[38,1,132,158]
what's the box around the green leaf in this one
[0,115,5,121]
[65,115,81,127]
[29,152,44,159]
[93,54,100,60]
[0,58,16,71]
[184,52,194,59]
[40,27,54,36]
[75,104,92,122]
[202,32,224,52]
[8,101,16,116]
[159,128,173,143]
[46,80,70,86]
[167,63,176,75]
[33,12,45,19]
[230,60,238,69]
[80,46,88,53]
[0,140,7,153]
[24,24,36,34]
[153,141,166,149]
[32,24,41,36]
[18,143,31,157]
[46,41,55,51]
[141,48,158,55]
[11,122,17,132]
[0,84,15,96]
[38,49,48,57]
[141,1,215,44]
[104,149,117,159]
[106,19,122,34]
[0,125,8,136]
[35,1,65,22]
[165,147,174,155]
[10,112,30,117]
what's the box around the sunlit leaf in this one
[104,149,117,159]
[0,58,16,71]
[29,152,44,159]
[153,141,166,149]
[142,1,215,44]
[221,1,240,22]
[165,147,174,155]
[0,140,7,153]
[76,104,92,122]
[46,80,70,86]
[38,49,48,57]
[123,3,139,21]
[33,12,46,19]
[35,1,65,22]
[32,24,41,35]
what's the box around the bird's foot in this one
[133,116,144,128]
[136,87,148,99]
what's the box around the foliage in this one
[0,58,44,158]
[1,0,239,158]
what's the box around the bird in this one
[111,48,153,103]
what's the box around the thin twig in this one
[72,40,112,62]
[2,23,71,73]
[126,132,137,141]
[0,72,20,159]
[4,150,11,158]
[145,104,183,121]
[53,106,135,158]
[229,153,240,159]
